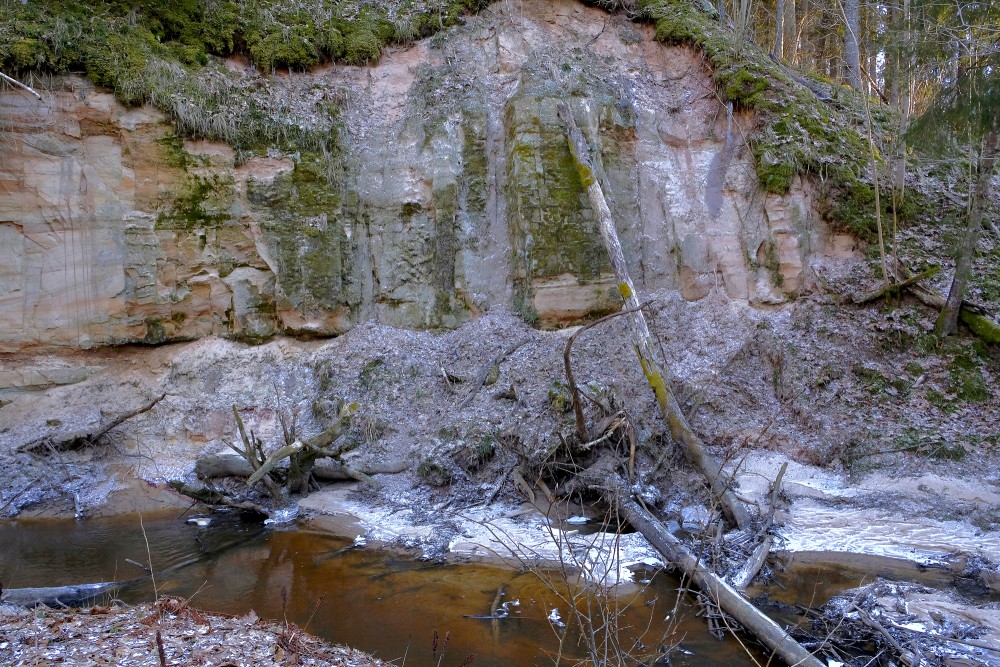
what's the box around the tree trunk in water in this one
[844,0,863,89]
[613,480,824,667]
[556,101,752,530]
[936,130,1000,337]
[2,582,124,608]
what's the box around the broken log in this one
[458,338,530,409]
[1,582,123,608]
[849,265,940,305]
[246,441,304,487]
[889,261,1000,343]
[557,101,751,530]
[564,302,653,443]
[18,393,165,454]
[613,477,823,667]
[731,461,787,590]
[312,458,354,481]
[195,454,254,479]
[168,482,269,516]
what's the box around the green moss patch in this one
[638,0,905,241]
[157,173,236,230]
[852,364,911,399]
[1,0,491,157]
[947,352,991,402]
[1,0,492,91]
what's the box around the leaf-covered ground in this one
[0,596,389,666]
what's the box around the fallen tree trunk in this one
[613,477,823,667]
[849,265,940,305]
[890,263,1000,344]
[1,582,123,608]
[17,393,165,454]
[195,454,254,479]
[909,285,1000,344]
[192,455,406,483]
[557,102,751,530]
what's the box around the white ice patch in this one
[264,504,299,525]
[301,488,663,584]
[729,451,1000,563]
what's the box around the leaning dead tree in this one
[556,102,751,530]
[557,102,823,667]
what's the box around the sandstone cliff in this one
[0,0,857,353]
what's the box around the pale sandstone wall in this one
[0,0,857,353]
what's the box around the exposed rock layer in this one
[0,0,857,352]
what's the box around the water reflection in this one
[0,513,764,667]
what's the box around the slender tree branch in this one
[0,71,42,99]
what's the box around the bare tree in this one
[936,130,999,336]
[782,0,797,61]
[843,0,863,89]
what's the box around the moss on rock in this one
[157,172,236,231]
[640,0,890,243]
[249,152,359,315]
[505,97,612,321]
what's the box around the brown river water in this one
[0,511,959,666]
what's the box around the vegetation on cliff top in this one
[634,0,929,242]
[0,0,488,151]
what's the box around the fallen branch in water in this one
[612,476,824,667]
[168,481,269,516]
[1,582,123,608]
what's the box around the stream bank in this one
[2,299,999,664]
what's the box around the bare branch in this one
[0,71,42,100]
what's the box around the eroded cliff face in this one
[0,0,857,353]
